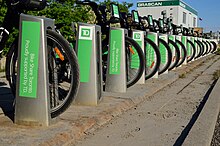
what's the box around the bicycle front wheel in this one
[6,30,80,118]
[144,37,161,80]
[125,36,145,88]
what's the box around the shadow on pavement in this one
[0,82,15,122]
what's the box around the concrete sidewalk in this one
[0,54,217,145]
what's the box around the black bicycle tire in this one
[158,38,172,75]
[194,40,203,59]
[144,37,161,80]
[187,39,196,62]
[211,41,217,53]
[196,40,205,58]
[6,30,80,118]
[176,40,187,67]
[206,41,212,54]
[202,41,209,56]
[125,36,145,88]
[168,39,180,71]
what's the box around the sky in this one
[105,0,220,32]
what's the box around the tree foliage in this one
[0,0,133,55]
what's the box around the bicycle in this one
[2,0,80,118]
[76,1,145,88]
[118,10,161,80]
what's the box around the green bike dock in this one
[75,23,103,105]
[105,27,127,93]
[187,36,195,62]
[169,35,177,70]
[15,14,55,126]
[181,36,187,65]
[159,34,169,74]
[176,35,184,67]
[146,32,158,78]
[194,37,199,60]
[132,30,146,84]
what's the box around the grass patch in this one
[213,70,220,80]
[179,73,186,78]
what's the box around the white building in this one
[137,0,198,28]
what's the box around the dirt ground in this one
[72,56,220,146]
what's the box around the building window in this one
[193,17,196,27]
[183,12,186,24]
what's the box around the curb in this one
[182,73,220,146]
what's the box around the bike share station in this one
[15,14,55,126]
[158,34,169,74]
[105,27,128,93]
[187,36,195,62]
[146,32,159,78]
[74,23,103,105]
[132,30,146,84]
[169,35,177,70]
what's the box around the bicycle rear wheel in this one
[6,30,80,118]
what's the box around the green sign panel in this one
[109,29,122,74]
[146,33,156,68]
[19,21,40,98]
[169,35,176,62]
[182,36,187,57]
[78,26,93,82]
[132,32,142,69]
[137,0,198,15]
[159,36,167,64]
[133,11,139,23]
[112,4,120,18]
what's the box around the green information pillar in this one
[146,32,158,79]
[74,23,103,105]
[168,35,176,70]
[159,34,169,75]
[105,27,127,93]
[194,37,199,60]
[132,30,146,84]
[182,36,187,65]
[15,14,55,126]
[176,35,183,67]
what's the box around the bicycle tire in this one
[196,40,205,58]
[168,39,180,71]
[158,38,172,75]
[187,39,196,62]
[202,41,209,56]
[206,41,212,54]
[6,29,80,118]
[125,36,145,88]
[144,37,161,80]
[211,41,217,53]
[194,40,203,59]
[176,40,187,67]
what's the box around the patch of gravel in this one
[211,113,220,146]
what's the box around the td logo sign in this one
[133,32,142,41]
[79,26,93,40]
